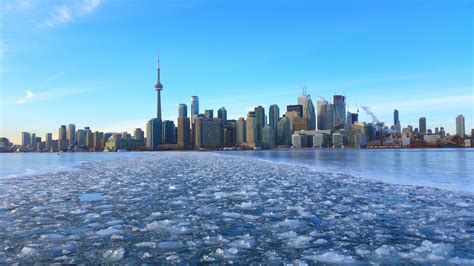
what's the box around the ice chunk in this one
[135,242,157,248]
[19,247,38,257]
[287,236,313,249]
[96,227,122,236]
[375,245,392,257]
[158,241,186,249]
[314,238,328,245]
[103,247,125,262]
[306,251,355,263]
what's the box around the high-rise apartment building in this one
[67,124,76,147]
[419,117,427,134]
[76,129,86,146]
[277,116,291,146]
[262,125,274,148]
[21,132,31,147]
[254,106,265,144]
[317,100,334,131]
[218,107,227,122]
[45,133,53,151]
[134,128,145,140]
[30,133,37,150]
[394,109,399,126]
[190,96,199,125]
[162,120,176,144]
[285,111,300,133]
[456,115,465,137]
[333,95,346,129]
[177,117,191,148]
[236,117,247,146]
[298,90,316,130]
[287,105,303,116]
[93,131,104,150]
[146,118,162,151]
[194,117,224,148]
[246,112,258,148]
[269,104,279,145]
[204,109,214,119]
[224,121,236,147]
[85,127,93,147]
[178,104,188,118]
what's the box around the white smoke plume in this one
[361,106,379,124]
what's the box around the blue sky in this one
[1,0,472,144]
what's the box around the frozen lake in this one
[220,149,474,193]
[0,152,472,264]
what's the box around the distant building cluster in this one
[2,58,472,152]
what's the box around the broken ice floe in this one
[0,152,472,264]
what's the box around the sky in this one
[1,0,473,144]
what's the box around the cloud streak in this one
[15,90,35,104]
[7,87,96,106]
[43,0,101,27]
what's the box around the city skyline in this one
[1,0,473,144]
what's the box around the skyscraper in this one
[21,132,31,147]
[218,107,227,122]
[317,100,334,131]
[298,89,316,130]
[67,124,76,147]
[277,116,291,146]
[30,133,36,150]
[162,120,176,144]
[178,104,188,118]
[262,125,274,149]
[59,125,67,141]
[45,133,53,151]
[134,128,145,140]
[419,117,427,134]
[351,113,359,124]
[146,118,162,151]
[85,127,93,148]
[190,96,199,124]
[204,109,214,119]
[456,115,465,137]
[269,104,279,146]
[93,131,104,150]
[394,109,399,126]
[286,105,303,116]
[154,56,164,120]
[194,117,224,148]
[236,117,247,146]
[76,129,86,146]
[246,112,258,148]
[333,95,346,129]
[224,121,236,147]
[177,117,191,148]
[254,106,265,144]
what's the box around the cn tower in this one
[154,56,163,120]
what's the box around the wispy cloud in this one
[0,0,34,12]
[6,87,94,106]
[80,0,101,14]
[15,90,34,104]
[42,0,101,27]
[44,5,72,27]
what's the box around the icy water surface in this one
[220,149,474,193]
[0,152,473,264]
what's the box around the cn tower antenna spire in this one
[154,52,163,120]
